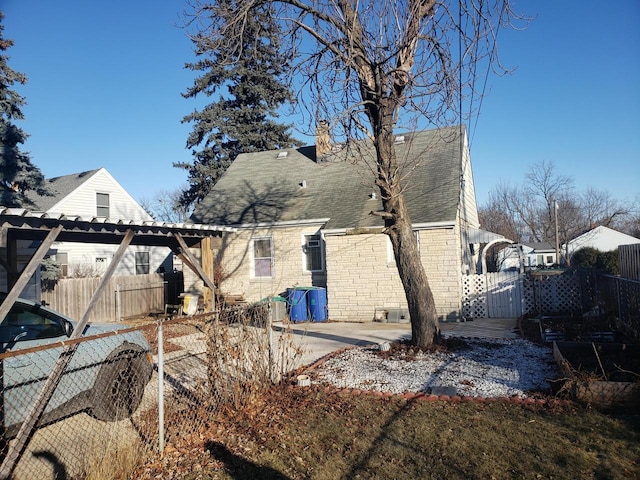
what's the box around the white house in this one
[564,225,640,259]
[498,242,557,271]
[21,167,171,283]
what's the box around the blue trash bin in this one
[308,287,328,322]
[287,288,308,322]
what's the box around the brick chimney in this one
[315,121,331,158]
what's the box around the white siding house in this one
[498,242,557,271]
[24,168,172,279]
[564,226,640,260]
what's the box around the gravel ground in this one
[311,338,558,398]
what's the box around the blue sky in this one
[3,1,639,208]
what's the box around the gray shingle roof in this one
[24,169,101,211]
[525,242,555,252]
[192,126,464,230]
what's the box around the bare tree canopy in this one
[186,0,523,347]
[479,160,634,267]
[186,0,522,137]
[140,188,193,223]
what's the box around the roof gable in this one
[192,126,467,230]
[24,169,101,211]
[22,168,151,222]
[567,225,640,252]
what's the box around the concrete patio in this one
[274,317,519,366]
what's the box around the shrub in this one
[571,247,619,275]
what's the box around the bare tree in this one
[520,160,574,244]
[140,188,192,223]
[580,187,628,229]
[479,181,525,243]
[482,161,637,266]
[619,194,640,238]
[186,0,523,347]
[484,161,575,245]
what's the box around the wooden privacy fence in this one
[619,244,640,280]
[42,273,166,322]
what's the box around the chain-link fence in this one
[1,303,304,479]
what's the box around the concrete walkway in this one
[274,317,519,366]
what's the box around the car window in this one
[0,303,67,344]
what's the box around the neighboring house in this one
[191,126,482,322]
[564,225,640,262]
[498,242,557,271]
[5,168,172,299]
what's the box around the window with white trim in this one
[252,237,274,278]
[96,193,110,217]
[135,251,150,275]
[303,234,324,272]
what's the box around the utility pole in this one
[554,201,560,266]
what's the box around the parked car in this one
[0,296,154,438]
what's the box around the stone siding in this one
[214,226,325,303]
[208,226,462,322]
[325,227,462,322]
[418,227,463,322]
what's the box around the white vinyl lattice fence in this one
[463,271,585,319]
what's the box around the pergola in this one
[0,208,234,477]
[0,207,235,320]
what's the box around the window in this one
[135,251,150,275]
[96,193,110,217]
[546,255,554,265]
[95,256,108,274]
[252,237,273,278]
[55,252,69,277]
[303,234,324,271]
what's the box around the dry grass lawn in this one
[136,385,640,480]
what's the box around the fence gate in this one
[463,271,528,319]
[486,271,525,317]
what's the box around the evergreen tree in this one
[0,10,49,206]
[176,1,301,207]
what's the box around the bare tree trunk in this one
[387,204,440,346]
[372,114,440,347]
